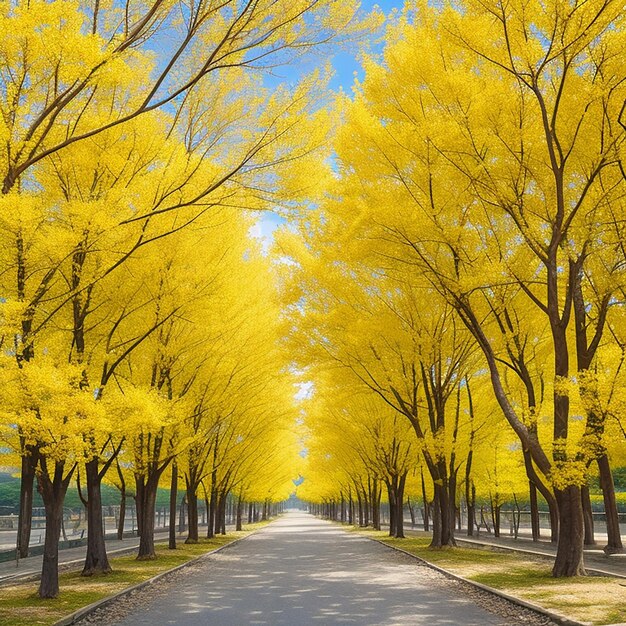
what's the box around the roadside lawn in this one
[0,525,264,626]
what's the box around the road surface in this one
[102,512,552,626]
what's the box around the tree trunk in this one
[469,483,476,536]
[218,492,227,535]
[448,469,458,540]
[441,481,456,546]
[116,461,127,541]
[430,487,442,547]
[395,474,406,538]
[491,498,501,538]
[37,461,74,598]
[464,446,474,537]
[431,461,456,548]
[82,459,112,576]
[186,483,199,544]
[387,482,396,537]
[407,497,416,529]
[420,468,430,532]
[522,448,558,542]
[117,490,126,541]
[371,481,381,531]
[553,485,586,577]
[466,488,475,537]
[386,475,406,539]
[203,491,211,537]
[178,493,186,533]
[39,494,64,598]
[207,474,217,538]
[169,463,177,549]
[547,493,559,543]
[136,475,159,560]
[236,498,243,531]
[17,450,37,559]
[597,454,624,554]
[247,501,253,525]
[529,481,540,541]
[581,484,595,546]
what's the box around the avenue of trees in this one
[0,0,625,605]
[281,0,626,579]
[0,0,369,599]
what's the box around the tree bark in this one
[135,474,159,559]
[169,463,177,549]
[553,485,586,577]
[116,461,127,541]
[395,474,406,538]
[236,497,243,531]
[82,459,112,575]
[207,472,217,538]
[17,449,38,559]
[428,463,455,548]
[465,448,474,537]
[407,497,416,529]
[597,454,624,554]
[387,482,396,537]
[186,483,199,544]
[117,490,126,541]
[202,492,210,536]
[581,484,595,546]
[545,492,559,543]
[37,461,75,598]
[371,480,381,531]
[491,498,501,538]
[420,468,430,532]
[218,491,227,535]
[430,487,442,547]
[39,494,64,598]
[529,481,540,541]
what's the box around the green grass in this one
[0,525,266,626]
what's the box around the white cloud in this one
[248,211,286,253]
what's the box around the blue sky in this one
[249,1,403,248]
[329,0,403,90]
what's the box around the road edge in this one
[362,533,592,626]
[53,529,261,626]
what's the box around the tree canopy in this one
[0,0,624,603]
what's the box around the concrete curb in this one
[364,535,592,626]
[53,530,259,626]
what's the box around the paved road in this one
[108,512,524,626]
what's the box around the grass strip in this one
[353,528,625,626]
[0,523,266,626]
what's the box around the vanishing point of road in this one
[93,512,555,626]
